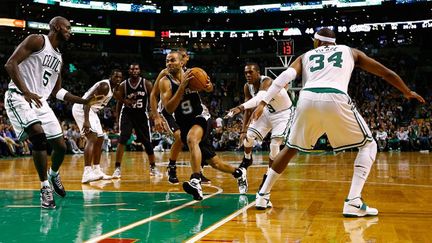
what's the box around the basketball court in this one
[1,151,431,242]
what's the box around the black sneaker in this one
[182,178,203,200]
[166,165,179,185]
[200,172,211,185]
[40,186,56,209]
[48,171,66,197]
[239,156,253,169]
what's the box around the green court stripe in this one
[85,186,223,243]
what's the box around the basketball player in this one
[150,49,210,184]
[72,69,123,183]
[111,63,160,178]
[4,16,102,209]
[227,63,295,193]
[159,51,247,200]
[252,28,425,216]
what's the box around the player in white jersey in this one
[252,28,425,216]
[227,63,294,194]
[72,69,123,183]
[4,16,102,209]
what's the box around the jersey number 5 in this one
[42,70,52,86]
[309,51,343,72]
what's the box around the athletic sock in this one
[258,168,281,195]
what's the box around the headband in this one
[314,32,336,43]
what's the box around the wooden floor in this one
[1,150,432,242]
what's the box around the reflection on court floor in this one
[0,189,255,242]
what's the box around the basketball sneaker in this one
[40,186,56,209]
[166,165,179,184]
[183,178,203,201]
[200,172,211,184]
[255,192,273,210]
[93,167,113,180]
[81,168,102,184]
[237,167,248,194]
[343,197,378,217]
[47,171,66,197]
[240,156,253,169]
[150,165,163,177]
[112,167,121,179]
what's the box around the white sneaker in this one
[150,166,163,177]
[343,197,378,217]
[255,192,273,210]
[93,167,112,180]
[81,169,102,184]
[182,178,203,200]
[237,167,248,194]
[112,167,121,179]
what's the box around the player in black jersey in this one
[159,51,247,200]
[111,63,161,178]
[150,48,211,185]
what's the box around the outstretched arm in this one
[353,48,425,103]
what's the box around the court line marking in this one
[84,185,223,243]
[285,178,432,188]
[84,203,127,207]
[5,205,41,208]
[185,200,256,243]
[154,198,187,203]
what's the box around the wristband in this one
[55,88,68,101]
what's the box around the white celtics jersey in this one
[9,35,62,101]
[249,75,292,112]
[78,79,113,112]
[302,44,354,93]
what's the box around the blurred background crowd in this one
[0,0,431,157]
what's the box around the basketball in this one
[187,67,209,91]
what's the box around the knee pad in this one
[243,131,256,148]
[269,138,283,160]
[29,133,48,151]
[354,140,377,180]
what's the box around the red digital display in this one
[277,39,294,56]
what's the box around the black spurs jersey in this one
[122,77,149,114]
[167,75,207,124]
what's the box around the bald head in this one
[49,16,69,31]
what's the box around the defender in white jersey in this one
[4,16,102,209]
[72,70,123,183]
[252,28,425,216]
[227,63,294,194]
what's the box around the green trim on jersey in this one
[303,87,345,94]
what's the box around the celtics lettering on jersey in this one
[41,55,61,86]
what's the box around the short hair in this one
[168,51,183,60]
[110,69,122,76]
[317,28,336,39]
[129,62,140,68]
[245,62,260,72]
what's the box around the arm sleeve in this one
[262,67,297,104]
[242,90,266,109]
